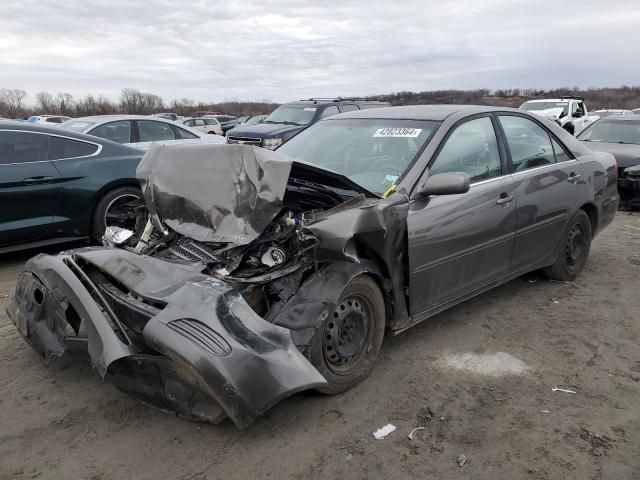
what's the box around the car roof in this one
[284,99,389,107]
[594,114,640,121]
[593,109,631,113]
[325,104,519,121]
[0,119,142,150]
[69,114,177,122]
[523,99,570,103]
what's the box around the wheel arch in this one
[578,202,598,238]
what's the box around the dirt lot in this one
[1,212,639,480]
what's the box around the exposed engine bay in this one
[7,144,410,428]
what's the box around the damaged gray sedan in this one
[7,106,619,428]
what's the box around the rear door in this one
[497,114,583,273]
[88,120,133,145]
[407,115,517,314]
[132,120,179,150]
[0,130,61,247]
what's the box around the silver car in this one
[59,115,225,150]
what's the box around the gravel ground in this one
[1,212,639,480]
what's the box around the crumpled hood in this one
[137,143,293,245]
[533,107,565,119]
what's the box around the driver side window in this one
[430,117,502,183]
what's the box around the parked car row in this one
[227,98,390,149]
[58,115,225,150]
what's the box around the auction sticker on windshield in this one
[373,128,422,137]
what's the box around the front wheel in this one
[307,275,385,394]
[544,210,592,281]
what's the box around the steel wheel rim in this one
[565,223,586,269]
[104,193,141,231]
[323,294,373,375]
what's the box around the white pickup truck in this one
[519,96,597,135]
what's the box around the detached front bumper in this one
[6,248,327,428]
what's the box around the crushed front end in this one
[7,143,396,428]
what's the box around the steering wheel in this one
[368,155,403,177]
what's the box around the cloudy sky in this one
[2,0,640,104]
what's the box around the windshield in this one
[59,120,96,132]
[264,105,316,126]
[521,102,569,114]
[577,120,640,145]
[277,118,440,195]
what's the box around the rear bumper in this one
[6,249,326,428]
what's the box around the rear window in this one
[49,136,99,160]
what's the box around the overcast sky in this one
[2,0,640,104]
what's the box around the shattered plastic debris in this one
[102,226,134,247]
[456,454,467,467]
[552,386,577,394]
[407,427,425,440]
[373,424,396,440]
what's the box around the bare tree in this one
[55,92,74,115]
[35,91,55,113]
[0,88,27,118]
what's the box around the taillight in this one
[613,160,618,177]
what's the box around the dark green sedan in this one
[0,121,144,253]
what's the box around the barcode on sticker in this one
[373,128,422,138]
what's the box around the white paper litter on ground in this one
[373,424,396,440]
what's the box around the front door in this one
[0,130,61,247]
[407,115,517,314]
[497,114,584,272]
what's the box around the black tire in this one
[544,210,592,281]
[207,131,216,135]
[564,123,575,135]
[91,186,144,242]
[307,275,385,394]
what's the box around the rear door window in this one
[137,120,177,142]
[174,126,199,139]
[90,121,132,144]
[0,131,49,164]
[320,106,339,119]
[48,136,99,160]
[498,115,557,171]
[340,105,360,113]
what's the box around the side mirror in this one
[573,110,583,118]
[412,172,471,200]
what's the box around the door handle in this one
[496,193,515,205]
[23,176,54,185]
[567,173,582,184]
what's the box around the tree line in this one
[2,86,640,120]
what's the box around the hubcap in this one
[565,224,585,269]
[323,297,369,374]
[104,194,142,231]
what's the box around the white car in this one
[519,96,595,135]
[59,115,225,150]
[179,117,223,136]
[27,115,71,125]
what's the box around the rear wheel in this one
[307,276,385,394]
[544,210,592,281]
[92,186,144,242]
